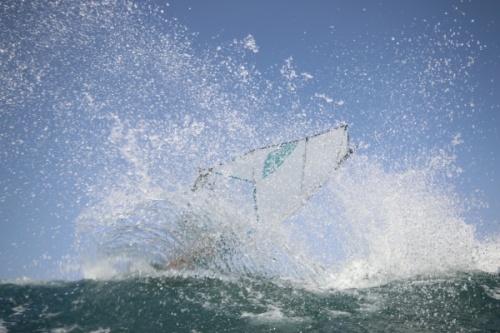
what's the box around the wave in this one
[74,152,500,290]
[1,272,499,332]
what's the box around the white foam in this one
[50,325,82,333]
[89,328,111,333]
[473,238,500,273]
[0,277,38,285]
[0,319,8,333]
[241,305,307,325]
[286,153,499,290]
[241,306,285,322]
[80,255,157,280]
[483,285,500,300]
[327,310,351,317]
[76,149,500,289]
[12,305,26,316]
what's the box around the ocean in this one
[1,272,499,332]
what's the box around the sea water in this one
[1,273,499,332]
[1,1,499,332]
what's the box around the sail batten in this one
[193,125,353,223]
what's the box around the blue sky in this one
[1,0,499,280]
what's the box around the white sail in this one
[194,125,353,223]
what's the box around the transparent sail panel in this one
[196,125,352,223]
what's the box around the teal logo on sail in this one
[262,142,298,178]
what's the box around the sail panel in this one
[302,126,349,195]
[256,140,306,223]
[213,147,271,182]
[197,125,352,223]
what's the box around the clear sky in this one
[1,0,499,280]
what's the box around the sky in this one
[1,0,499,280]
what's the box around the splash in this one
[319,154,479,288]
[1,0,498,284]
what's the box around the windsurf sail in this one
[193,125,354,224]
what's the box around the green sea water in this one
[1,272,499,332]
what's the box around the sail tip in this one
[192,167,212,191]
